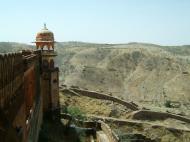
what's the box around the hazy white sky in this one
[0,0,190,45]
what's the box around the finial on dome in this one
[43,23,47,30]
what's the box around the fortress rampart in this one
[0,50,59,142]
[0,53,24,111]
[0,51,43,142]
[0,26,60,142]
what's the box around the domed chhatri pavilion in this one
[34,24,59,112]
[35,24,55,50]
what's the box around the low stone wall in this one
[99,121,120,142]
[60,113,101,129]
[131,110,190,123]
[64,88,139,111]
[61,88,190,124]
[60,113,120,142]
[61,89,80,96]
[86,115,190,133]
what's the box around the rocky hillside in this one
[56,42,190,108]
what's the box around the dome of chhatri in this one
[35,24,55,50]
[36,24,54,42]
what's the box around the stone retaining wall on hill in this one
[62,88,139,111]
[131,110,190,123]
[61,88,190,125]
[60,113,101,129]
[60,113,120,142]
[86,115,190,132]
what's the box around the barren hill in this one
[57,43,190,109]
[0,42,32,53]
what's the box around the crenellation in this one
[0,53,23,109]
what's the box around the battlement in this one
[0,49,59,142]
[0,52,24,109]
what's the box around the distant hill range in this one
[1,41,190,110]
[0,42,33,53]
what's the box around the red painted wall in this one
[24,66,36,117]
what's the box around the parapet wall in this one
[0,53,24,109]
[0,51,43,142]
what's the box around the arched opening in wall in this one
[50,59,54,68]
[41,44,53,51]
[42,45,49,51]
[42,59,49,69]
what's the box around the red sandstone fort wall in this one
[24,66,36,117]
[50,71,59,110]
[0,53,23,110]
[0,51,43,142]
